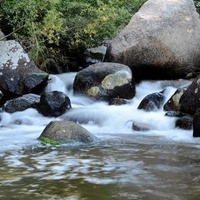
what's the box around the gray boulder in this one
[107,0,200,81]
[73,62,135,101]
[0,40,49,101]
[38,121,99,145]
[109,98,128,106]
[132,121,155,131]
[2,93,40,113]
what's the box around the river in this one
[0,72,200,200]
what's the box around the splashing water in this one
[1,73,200,200]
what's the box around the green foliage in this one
[58,0,146,48]
[0,0,65,64]
[38,136,63,145]
[194,0,200,13]
[0,0,146,67]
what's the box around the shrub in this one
[0,0,149,70]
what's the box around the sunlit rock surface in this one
[0,40,49,102]
[107,0,200,81]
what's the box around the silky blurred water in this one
[0,73,200,200]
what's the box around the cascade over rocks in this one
[73,62,135,101]
[107,0,200,81]
[0,40,49,103]
[38,121,99,145]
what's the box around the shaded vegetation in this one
[0,0,199,72]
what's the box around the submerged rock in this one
[109,98,128,105]
[38,121,99,145]
[175,116,193,130]
[132,121,155,131]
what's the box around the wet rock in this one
[165,111,186,118]
[38,121,99,145]
[107,0,200,81]
[175,116,193,130]
[37,91,71,117]
[73,62,135,101]
[193,108,200,137]
[23,73,49,94]
[164,87,187,112]
[109,98,128,105]
[0,40,49,101]
[132,121,155,131]
[85,46,107,65]
[137,91,165,112]
[180,75,200,115]
[2,93,40,113]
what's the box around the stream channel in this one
[0,73,200,200]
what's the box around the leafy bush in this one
[1,0,200,71]
[15,0,200,71]
[0,0,65,65]
[58,0,146,49]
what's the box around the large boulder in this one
[37,91,71,117]
[73,62,135,101]
[107,0,200,81]
[179,75,200,115]
[38,121,99,145]
[0,40,49,102]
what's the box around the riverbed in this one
[0,73,200,200]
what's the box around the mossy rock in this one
[38,121,99,145]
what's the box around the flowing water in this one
[1,73,200,200]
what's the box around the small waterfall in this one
[0,72,196,152]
